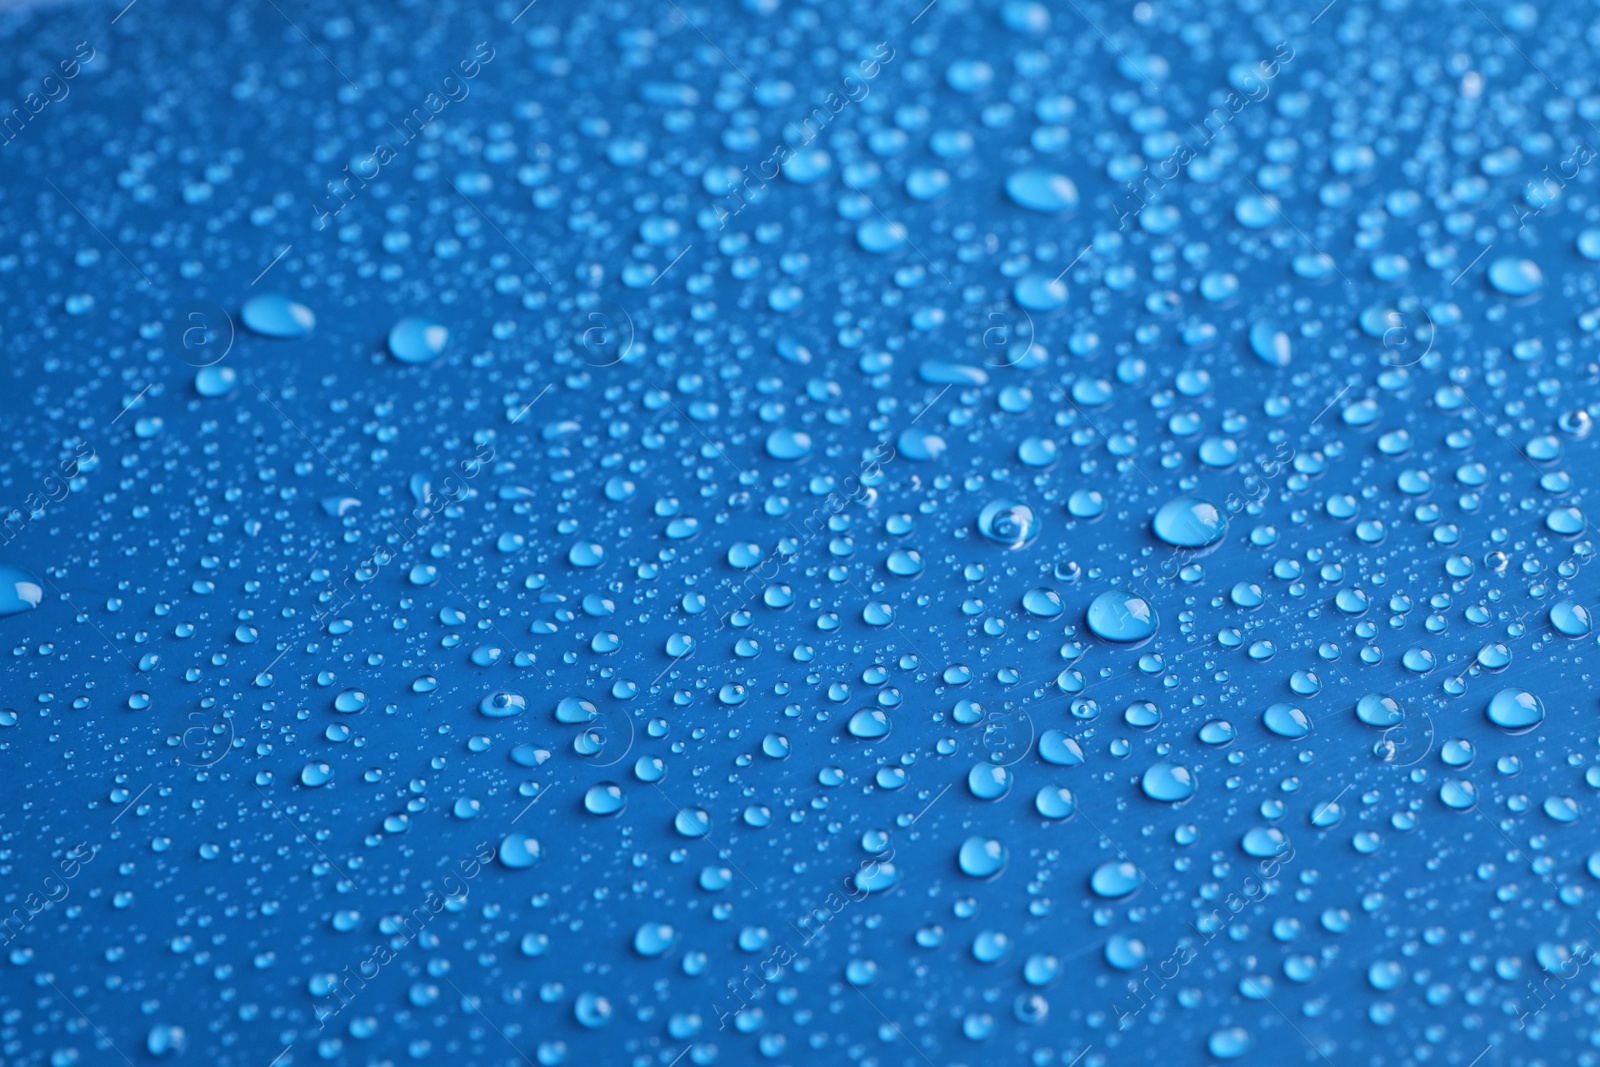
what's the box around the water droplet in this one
[1034,785,1076,819]
[847,708,891,739]
[1037,730,1084,766]
[958,835,1007,878]
[388,317,450,363]
[1354,693,1403,727]
[1208,1027,1252,1059]
[1551,601,1592,637]
[1140,761,1196,802]
[633,922,677,957]
[0,566,45,617]
[1004,168,1079,214]
[1241,826,1289,858]
[1104,933,1147,971]
[1439,779,1477,810]
[764,427,812,460]
[240,294,315,338]
[1152,495,1227,548]
[1486,688,1544,732]
[967,763,1013,801]
[977,500,1040,548]
[194,364,239,397]
[1089,860,1141,899]
[1085,590,1158,643]
[1248,321,1291,366]
[583,782,626,815]
[1486,256,1543,296]
[332,689,368,713]
[674,808,712,838]
[1262,702,1313,739]
[478,690,527,719]
[1021,587,1063,618]
[498,834,543,869]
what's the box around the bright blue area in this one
[1,0,1598,1064]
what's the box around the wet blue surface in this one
[3,0,1600,1064]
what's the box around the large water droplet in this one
[1034,785,1075,819]
[240,294,315,338]
[1486,256,1543,296]
[1240,826,1289,858]
[1089,860,1141,898]
[1004,168,1079,214]
[0,565,44,617]
[1151,495,1228,548]
[1248,320,1291,366]
[1486,688,1544,732]
[1262,702,1313,739]
[977,500,1040,547]
[478,690,527,719]
[1354,693,1403,727]
[633,922,678,957]
[1037,730,1084,766]
[958,835,1007,878]
[584,782,626,815]
[1140,761,1196,802]
[1551,601,1592,637]
[764,427,812,460]
[498,833,543,869]
[847,708,891,739]
[388,317,450,363]
[1439,779,1478,810]
[1208,1027,1252,1059]
[1085,590,1158,643]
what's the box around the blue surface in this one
[2,0,1600,1064]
